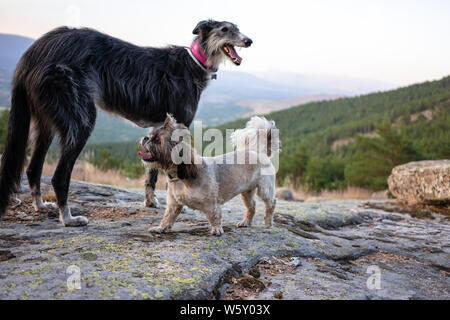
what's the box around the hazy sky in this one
[1,0,449,85]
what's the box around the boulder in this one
[388,160,450,204]
[275,187,294,201]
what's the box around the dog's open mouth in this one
[222,44,242,65]
[138,151,154,162]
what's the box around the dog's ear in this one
[164,113,176,130]
[177,162,198,180]
[176,146,198,180]
[193,20,213,35]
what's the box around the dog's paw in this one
[148,226,167,234]
[264,217,273,228]
[33,201,58,212]
[60,215,89,227]
[210,226,224,236]
[144,197,160,208]
[236,220,251,228]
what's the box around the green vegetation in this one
[215,75,450,191]
[88,110,147,143]
[344,123,423,190]
[0,109,9,153]
[0,109,144,179]
[81,142,145,179]
[45,139,145,179]
[0,69,12,107]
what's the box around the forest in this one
[215,75,450,191]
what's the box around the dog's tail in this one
[231,116,280,157]
[0,82,31,217]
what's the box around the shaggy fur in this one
[139,115,279,236]
[0,20,252,227]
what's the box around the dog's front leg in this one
[149,203,182,233]
[31,189,58,212]
[206,206,224,236]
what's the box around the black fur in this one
[177,163,198,180]
[0,26,212,217]
[0,83,30,214]
[145,168,158,191]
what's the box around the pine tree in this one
[345,123,422,190]
[278,144,309,187]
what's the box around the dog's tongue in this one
[138,151,153,160]
[225,45,242,63]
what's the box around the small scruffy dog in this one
[138,114,280,236]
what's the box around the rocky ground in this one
[0,177,449,300]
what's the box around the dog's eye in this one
[152,137,160,143]
[221,27,228,32]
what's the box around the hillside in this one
[234,94,343,115]
[3,74,446,190]
[0,33,394,139]
[216,75,449,149]
[0,34,34,71]
[55,75,448,191]
[0,34,34,107]
[0,68,12,107]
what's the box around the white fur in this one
[231,116,280,157]
[59,205,89,227]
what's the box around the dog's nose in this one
[244,38,253,47]
[142,136,149,145]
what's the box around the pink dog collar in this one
[190,40,208,66]
[188,39,218,74]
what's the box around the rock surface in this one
[0,177,449,300]
[388,160,450,204]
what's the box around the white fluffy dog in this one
[138,114,280,236]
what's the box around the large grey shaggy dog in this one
[0,20,252,227]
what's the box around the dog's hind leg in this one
[257,178,276,228]
[144,168,160,208]
[26,124,56,212]
[34,64,96,226]
[262,197,276,228]
[52,126,94,226]
[237,188,257,227]
[52,102,96,227]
